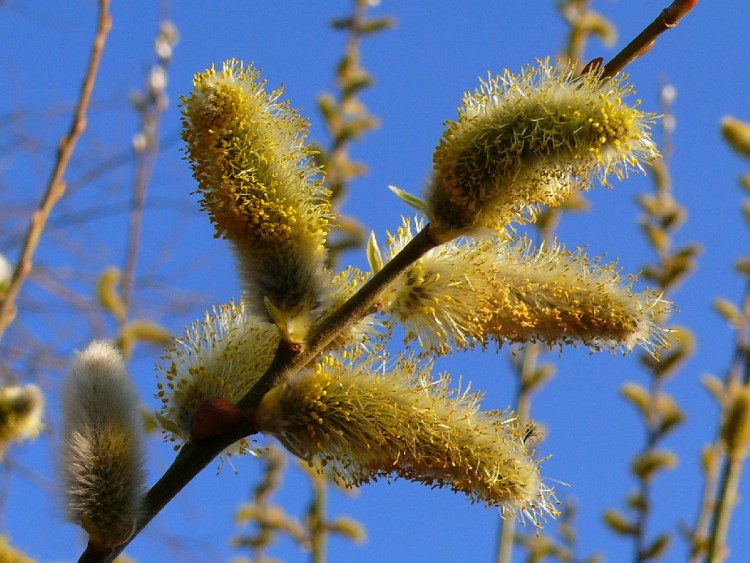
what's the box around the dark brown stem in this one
[78,542,113,563]
[601,0,697,79]
[89,431,245,563]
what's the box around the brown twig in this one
[237,226,438,411]
[119,139,158,315]
[601,0,697,79]
[0,0,112,342]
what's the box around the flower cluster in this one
[255,352,555,521]
[426,60,658,241]
[156,301,278,454]
[181,60,333,343]
[63,58,667,544]
[381,219,669,356]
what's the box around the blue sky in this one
[2,1,750,561]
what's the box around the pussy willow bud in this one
[60,341,146,549]
[181,60,332,343]
[256,353,555,522]
[0,535,33,563]
[721,116,750,159]
[426,60,658,241]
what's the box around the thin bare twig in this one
[120,139,159,315]
[0,0,112,341]
[601,0,697,78]
[120,18,175,313]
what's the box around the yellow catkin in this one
[0,384,44,458]
[0,535,34,563]
[722,386,750,457]
[721,116,750,159]
[181,60,333,343]
[256,353,555,522]
[381,219,669,356]
[155,302,277,456]
[426,60,658,240]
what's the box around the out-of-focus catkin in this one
[722,386,750,458]
[0,384,44,458]
[60,341,146,548]
[426,60,658,241]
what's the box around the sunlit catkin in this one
[181,60,332,343]
[256,354,554,521]
[0,384,44,458]
[381,219,669,356]
[60,341,146,549]
[426,60,658,241]
[156,302,277,455]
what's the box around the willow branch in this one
[690,282,750,561]
[0,0,112,341]
[99,225,439,562]
[119,131,159,314]
[688,443,722,562]
[705,289,750,561]
[309,473,328,563]
[496,344,539,563]
[601,0,697,79]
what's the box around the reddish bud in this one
[190,397,254,441]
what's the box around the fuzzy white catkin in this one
[60,341,146,548]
